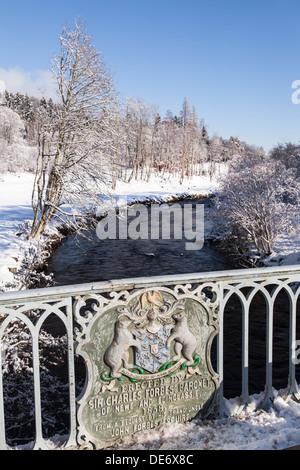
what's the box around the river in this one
[46,198,231,284]
[46,197,299,399]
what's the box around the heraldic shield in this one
[101,289,201,380]
[133,322,171,373]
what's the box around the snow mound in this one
[106,391,300,451]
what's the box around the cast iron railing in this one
[0,264,299,449]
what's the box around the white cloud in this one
[0,67,57,100]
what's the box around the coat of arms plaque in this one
[75,286,219,449]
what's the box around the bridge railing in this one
[0,264,299,449]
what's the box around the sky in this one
[0,0,300,151]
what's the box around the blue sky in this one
[0,0,300,151]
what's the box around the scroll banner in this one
[120,358,185,381]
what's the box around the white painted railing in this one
[0,264,299,449]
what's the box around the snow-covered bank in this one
[0,172,63,290]
[0,169,299,286]
[265,232,300,267]
[0,172,35,287]
[113,173,300,269]
[113,172,218,204]
[0,171,219,289]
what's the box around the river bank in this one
[1,170,299,291]
[0,170,221,290]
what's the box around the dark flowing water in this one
[47,198,231,284]
[46,198,300,398]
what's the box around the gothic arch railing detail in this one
[218,273,300,415]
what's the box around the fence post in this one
[217,282,227,416]
[288,295,300,400]
[262,298,274,410]
[0,336,7,449]
[64,297,78,448]
[241,301,250,404]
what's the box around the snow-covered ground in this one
[14,389,300,451]
[14,389,300,450]
[266,232,300,267]
[0,171,300,451]
[113,172,218,204]
[0,172,35,287]
[105,390,300,451]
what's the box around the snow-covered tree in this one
[0,106,36,173]
[0,106,24,145]
[213,154,300,265]
[31,19,117,238]
[270,142,300,176]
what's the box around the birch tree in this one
[31,20,117,238]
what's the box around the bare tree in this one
[31,19,117,238]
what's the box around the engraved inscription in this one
[76,288,219,448]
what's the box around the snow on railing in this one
[0,265,299,449]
